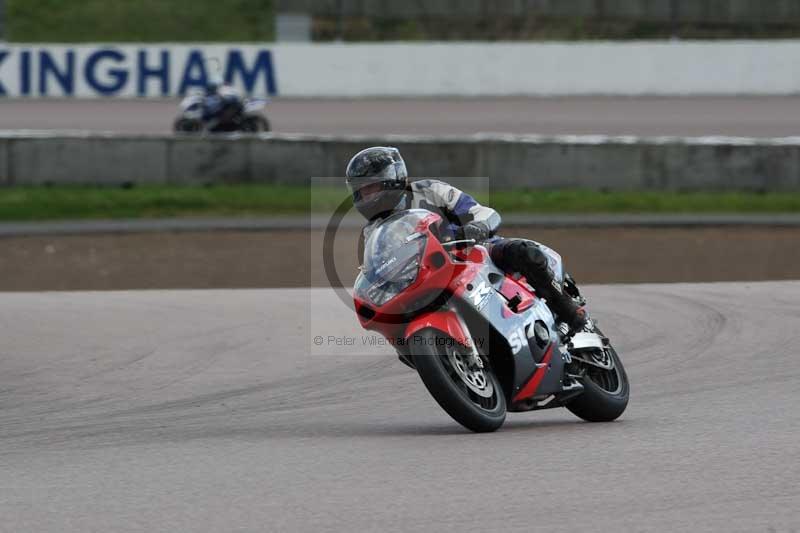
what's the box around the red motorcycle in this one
[353,209,629,432]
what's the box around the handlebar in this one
[441,239,477,250]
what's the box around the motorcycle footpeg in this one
[561,377,584,393]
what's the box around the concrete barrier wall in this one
[2,131,799,191]
[3,41,800,97]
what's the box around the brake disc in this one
[448,349,494,398]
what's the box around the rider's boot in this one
[490,239,588,334]
[538,280,588,335]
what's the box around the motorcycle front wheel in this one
[241,115,270,132]
[412,328,506,433]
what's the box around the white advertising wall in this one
[1,41,800,98]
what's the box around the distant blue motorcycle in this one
[173,82,270,133]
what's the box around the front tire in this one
[241,115,270,132]
[412,328,506,433]
[566,339,629,422]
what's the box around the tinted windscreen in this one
[354,210,430,306]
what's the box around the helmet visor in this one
[345,161,402,194]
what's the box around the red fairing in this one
[415,211,443,233]
[512,344,554,402]
[356,263,478,349]
[354,213,477,344]
[452,245,490,265]
[498,277,536,312]
[354,216,518,354]
[404,309,472,349]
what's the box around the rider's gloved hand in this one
[456,222,491,242]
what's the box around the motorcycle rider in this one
[203,74,241,122]
[345,146,587,334]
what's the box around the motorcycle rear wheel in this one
[412,328,506,433]
[173,117,202,133]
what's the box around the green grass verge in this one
[314,16,800,42]
[1,185,799,222]
[6,2,798,44]
[7,0,274,42]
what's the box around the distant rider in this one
[203,75,240,118]
[345,146,587,334]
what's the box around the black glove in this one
[456,222,491,242]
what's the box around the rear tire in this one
[241,115,270,132]
[173,117,202,133]
[567,340,629,422]
[412,328,506,433]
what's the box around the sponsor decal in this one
[375,256,398,274]
[0,45,277,97]
[468,280,492,310]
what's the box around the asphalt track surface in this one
[1,282,798,532]
[5,96,800,136]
